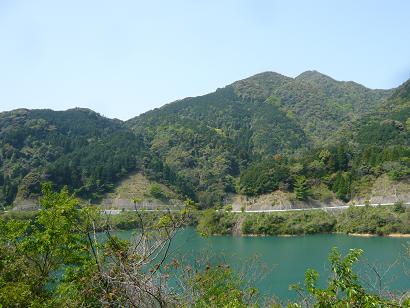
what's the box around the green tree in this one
[149,183,166,200]
[188,265,258,308]
[294,176,309,200]
[290,248,402,307]
[0,183,98,306]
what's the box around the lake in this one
[116,227,410,302]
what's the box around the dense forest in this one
[1,71,409,208]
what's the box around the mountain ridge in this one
[1,71,409,208]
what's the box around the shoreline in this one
[386,233,410,238]
[229,231,410,238]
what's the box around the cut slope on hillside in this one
[101,172,181,209]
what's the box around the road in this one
[4,202,409,215]
[101,202,410,215]
[231,202,410,213]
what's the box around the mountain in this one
[349,78,410,146]
[238,78,410,201]
[126,84,308,206]
[232,70,393,142]
[1,71,407,208]
[126,71,394,205]
[0,108,147,205]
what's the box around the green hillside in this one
[0,71,407,208]
[127,71,395,206]
[238,79,410,201]
[350,78,410,146]
[127,85,308,206]
[0,108,147,205]
[233,70,393,142]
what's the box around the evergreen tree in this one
[294,176,309,200]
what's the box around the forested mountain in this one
[238,78,410,200]
[126,85,308,206]
[349,78,410,146]
[1,71,408,208]
[232,71,392,142]
[0,108,147,205]
[126,71,396,206]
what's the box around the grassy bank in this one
[197,203,410,236]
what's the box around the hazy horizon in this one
[1,0,410,120]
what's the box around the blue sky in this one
[1,0,409,120]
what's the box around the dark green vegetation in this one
[1,188,408,307]
[0,108,194,206]
[1,71,409,208]
[0,108,146,204]
[197,204,410,236]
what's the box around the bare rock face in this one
[12,198,39,211]
[99,172,181,210]
[231,190,345,212]
[350,175,410,205]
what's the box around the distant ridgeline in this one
[1,72,409,208]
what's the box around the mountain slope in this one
[127,86,308,206]
[349,78,410,146]
[238,78,410,202]
[0,71,404,208]
[127,70,393,206]
[233,71,393,142]
[0,108,147,205]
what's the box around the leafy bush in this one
[149,183,166,200]
[197,210,237,235]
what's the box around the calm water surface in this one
[116,228,410,301]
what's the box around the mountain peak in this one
[295,70,335,82]
[231,71,292,101]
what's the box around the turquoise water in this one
[116,228,410,302]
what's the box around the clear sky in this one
[1,0,410,120]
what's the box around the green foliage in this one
[126,83,307,207]
[201,205,410,236]
[233,71,391,142]
[189,265,258,307]
[239,157,290,196]
[349,78,410,149]
[1,74,409,208]
[332,172,350,202]
[293,176,309,200]
[0,183,99,306]
[393,201,405,213]
[0,108,148,205]
[291,248,397,306]
[0,185,409,306]
[0,210,38,221]
[309,183,335,202]
[149,183,166,200]
[336,205,410,235]
[197,209,237,236]
[241,211,336,235]
[239,142,409,202]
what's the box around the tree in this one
[149,183,166,200]
[333,172,350,202]
[294,176,309,200]
[0,183,98,306]
[187,265,258,307]
[290,248,406,307]
[0,184,192,307]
